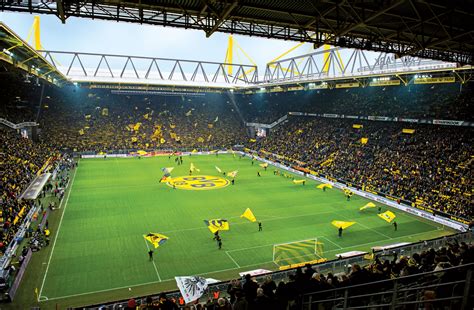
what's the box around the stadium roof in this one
[0,22,67,85]
[1,0,473,64]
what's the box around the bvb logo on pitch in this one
[168,176,230,190]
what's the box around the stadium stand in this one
[0,66,472,309]
[251,116,473,219]
[38,88,247,152]
[234,83,474,123]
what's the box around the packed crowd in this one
[0,128,57,253]
[253,117,473,219]
[36,88,247,152]
[122,240,473,309]
[235,83,473,123]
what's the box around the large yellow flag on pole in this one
[378,211,396,223]
[317,183,333,189]
[360,202,376,211]
[241,208,257,222]
[143,233,169,248]
[204,219,230,233]
[190,163,200,172]
[331,220,356,229]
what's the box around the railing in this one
[0,118,38,130]
[78,231,472,309]
[301,263,474,310]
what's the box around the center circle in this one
[167,175,230,190]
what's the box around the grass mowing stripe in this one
[38,165,79,300]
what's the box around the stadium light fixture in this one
[229,89,234,92]
[260,87,265,91]
[2,48,13,57]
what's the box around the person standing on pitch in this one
[148,249,154,261]
[393,221,397,231]
[218,239,222,250]
[258,222,262,231]
[213,231,219,240]
[338,227,343,237]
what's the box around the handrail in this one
[302,262,474,298]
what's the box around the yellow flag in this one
[378,211,396,223]
[353,124,363,129]
[78,129,85,135]
[197,137,205,143]
[317,183,332,189]
[360,202,376,211]
[402,128,415,134]
[133,122,142,131]
[131,137,138,143]
[137,150,147,156]
[143,113,149,119]
[101,108,108,116]
[259,163,268,168]
[227,170,238,178]
[360,137,368,144]
[293,179,306,184]
[160,138,166,144]
[143,233,169,248]
[249,138,256,143]
[241,208,257,222]
[331,220,356,229]
[190,163,200,172]
[204,219,229,233]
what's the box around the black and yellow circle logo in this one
[167,175,230,190]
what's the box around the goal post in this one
[272,238,324,266]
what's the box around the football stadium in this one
[0,2,473,309]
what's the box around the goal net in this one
[273,238,324,267]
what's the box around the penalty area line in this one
[321,236,343,249]
[225,251,241,268]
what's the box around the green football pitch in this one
[36,154,455,304]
